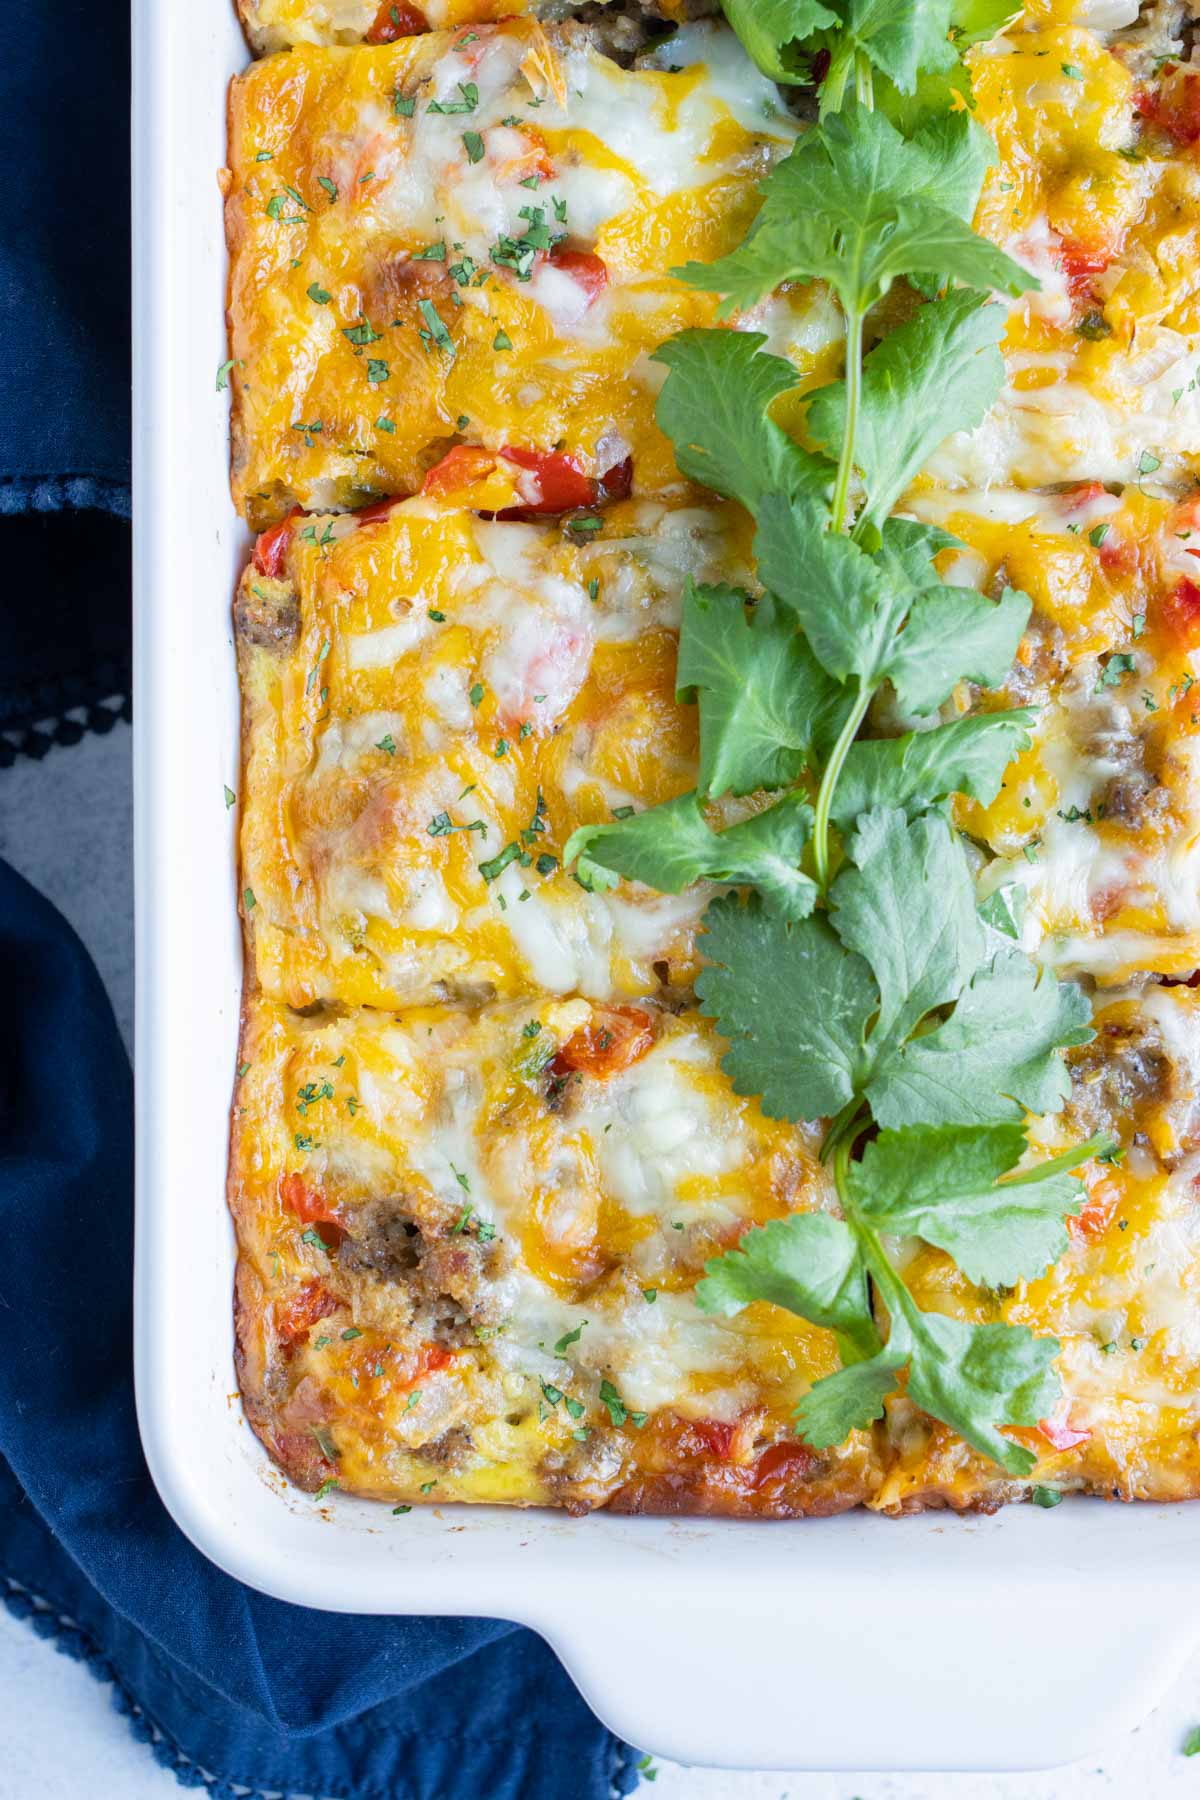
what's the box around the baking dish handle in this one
[539,1565,1198,1771]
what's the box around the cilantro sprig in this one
[720,1,1020,121]
[564,11,1110,1475]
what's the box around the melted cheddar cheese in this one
[224,20,811,527]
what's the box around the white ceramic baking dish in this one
[130,0,1200,1772]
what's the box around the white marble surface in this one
[2,724,1199,1799]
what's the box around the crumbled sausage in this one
[339,1193,506,1333]
[1067,1018,1171,1144]
[234,576,300,652]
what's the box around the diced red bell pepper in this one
[276,1280,338,1345]
[547,246,609,309]
[353,495,404,526]
[597,454,634,504]
[1038,1412,1091,1452]
[1135,69,1200,144]
[750,1441,818,1489]
[690,1419,736,1459]
[1159,576,1200,649]
[1058,240,1113,299]
[554,1007,656,1079]
[252,509,302,578]
[279,1172,339,1226]
[421,445,498,497]
[497,446,596,515]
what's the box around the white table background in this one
[3,723,1199,1800]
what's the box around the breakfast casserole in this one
[225,0,1200,1514]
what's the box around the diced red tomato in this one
[279,1172,339,1227]
[421,444,498,497]
[1057,240,1113,299]
[1038,1412,1091,1453]
[547,246,609,309]
[749,1441,818,1490]
[690,1419,736,1459]
[253,509,301,578]
[276,1281,338,1346]
[497,446,597,515]
[554,1006,656,1079]
[1159,576,1200,649]
[365,1,427,42]
[1135,68,1200,144]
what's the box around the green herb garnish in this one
[561,17,1107,1476]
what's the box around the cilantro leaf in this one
[978,883,1024,941]
[871,516,960,588]
[567,792,819,923]
[653,329,830,513]
[676,583,847,797]
[719,0,997,107]
[898,1306,1060,1476]
[677,106,1032,318]
[831,711,1035,826]
[755,496,907,685]
[895,106,1001,226]
[755,499,1026,711]
[839,0,957,92]
[868,949,1093,1129]
[717,0,838,82]
[882,583,1031,716]
[850,1123,1091,1286]
[697,899,876,1120]
[952,0,1020,43]
[695,1211,879,1358]
[831,808,982,1055]
[806,289,1006,526]
[795,1350,905,1445]
[816,0,957,111]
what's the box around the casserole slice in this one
[874,981,1200,1512]
[223,18,813,527]
[229,993,884,1513]
[908,482,1200,985]
[237,492,749,1008]
[238,0,711,56]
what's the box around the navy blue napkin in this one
[0,0,132,760]
[0,857,643,1798]
[0,2,129,515]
